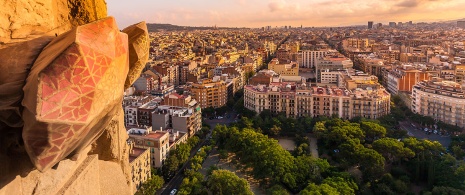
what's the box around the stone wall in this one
[0,0,135,194]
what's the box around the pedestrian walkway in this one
[200,148,265,195]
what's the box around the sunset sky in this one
[108,0,465,28]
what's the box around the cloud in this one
[109,0,465,28]
[396,0,419,7]
[268,0,287,12]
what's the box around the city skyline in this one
[108,0,465,28]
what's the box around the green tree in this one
[313,121,327,139]
[136,175,164,195]
[175,143,191,164]
[300,183,340,195]
[163,154,180,180]
[322,177,358,195]
[267,185,290,195]
[356,147,385,181]
[178,172,206,195]
[452,145,465,160]
[360,121,386,143]
[269,125,282,136]
[372,138,415,164]
[431,186,465,195]
[206,170,253,195]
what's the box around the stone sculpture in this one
[0,1,149,193]
[123,21,150,89]
[22,17,129,172]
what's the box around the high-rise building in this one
[389,22,396,27]
[457,21,465,28]
[368,21,374,29]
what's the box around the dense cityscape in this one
[2,1,465,195]
[123,21,465,195]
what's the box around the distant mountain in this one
[146,23,248,32]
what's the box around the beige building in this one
[127,129,170,168]
[315,56,353,83]
[188,79,227,108]
[129,145,151,193]
[152,104,202,137]
[412,78,465,128]
[244,82,390,120]
[267,58,299,76]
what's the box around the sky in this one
[108,0,465,28]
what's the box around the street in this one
[157,112,236,195]
[399,121,451,147]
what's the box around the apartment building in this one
[152,104,202,136]
[315,56,353,82]
[129,144,151,193]
[188,79,227,108]
[343,38,374,51]
[268,58,299,76]
[127,128,170,168]
[248,70,280,85]
[412,78,465,128]
[244,82,390,119]
[300,49,332,68]
[123,96,160,127]
[133,73,157,94]
[152,64,179,86]
[386,65,430,94]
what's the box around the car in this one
[433,130,438,134]
[170,189,177,195]
[217,116,223,119]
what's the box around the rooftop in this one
[129,147,148,163]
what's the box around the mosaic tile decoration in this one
[122,21,150,89]
[22,17,129,172]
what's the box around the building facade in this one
[127,129,170,168]
[129,145,151,193]
[268,58,299,76]
[188,79,227,108]
[301,50,329,68]
[244,82,390,120]
[386,67,430,94]
[412,78,465,128]
[315,56,353,82]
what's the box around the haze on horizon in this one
[108,0,465,28]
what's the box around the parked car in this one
[217,116,223,119]
[170,189,177,195]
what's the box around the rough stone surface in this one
[0,36,53,128]
[90,108,132,188]
[22,17,129,172]
[0,0,107,44]
[0,152,131,195]
[98,160,132,195]
[122,21,150,89]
